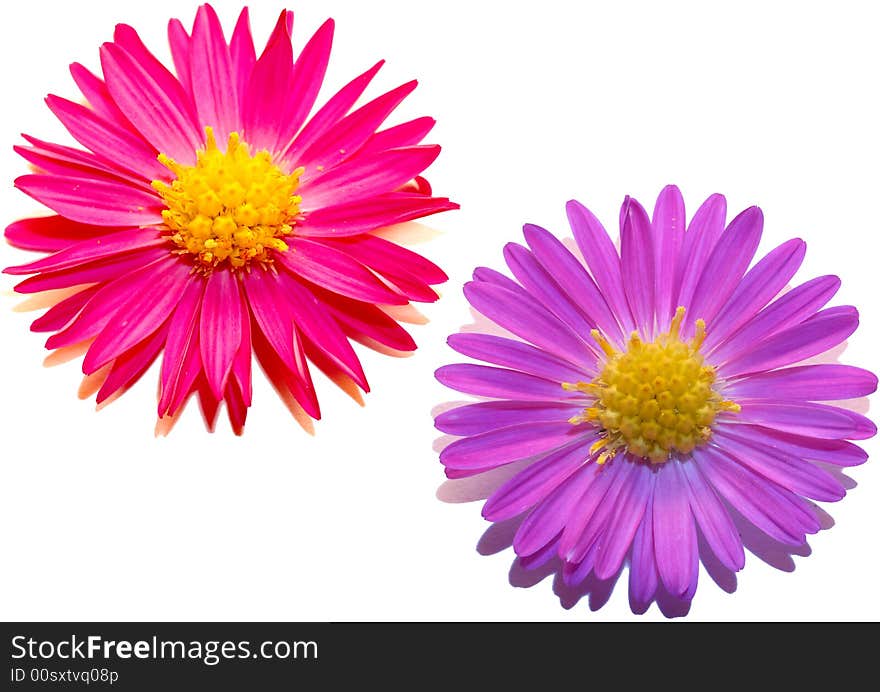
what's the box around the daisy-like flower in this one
[5,4,456,433]
[435,186,876,612]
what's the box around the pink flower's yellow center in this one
[152,127,304,270]
[565,307,740,465]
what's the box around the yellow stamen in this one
[571,307,739,465]
[152,127,304,270]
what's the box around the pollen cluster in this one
[152,128,304,270]
[565,307,740,465]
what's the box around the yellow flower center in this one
[565,307,740,465]
[152,127,304,270]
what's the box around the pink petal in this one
[297,193,458,238]
[230,295,253,406]
[319,234,447,285]
[620,196,656,335]
[189,4,239,140]
[309,286,416,352]
[97,321,169,404]
[5,228,164,275]
[100,41,202,165]
[229,8,256,102]
[199,269,243,399]
[167,19,193,99]
[281,61,384,165]
[298,145,441,210]
[13,248,167,295]
[5,215,115,253]
[68,63,139,135]
[242,12,294,154]
[273,19,335,153]
[297,80,418,182]
[274,269,368,390]
[278,238,407,305]
[159,278,205,416]
[17,135,151,190]
[30,285,99,333]
[15,174,163,227]
[45,94,166,181]
[83,260,193,373]
[357,117,436,158]
[242,268,309,380]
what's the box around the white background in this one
[1,0,878,622]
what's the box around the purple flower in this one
[435,186,877,614]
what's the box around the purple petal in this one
[709,274,840,365]
[694,446,819,545]
[675,193,726,312]
[652,185,686,330]
[725,423,868,467]
[714,427,845,502]
[652,461,699,598]
[719,306,858,377]
[704,238,806,350]
[620,197,656,335]
[440,421,586,471]
[680,461,745,572]
[482,440,593,522]
[725,364,878,401]
[736,401,876,440]
[435,363,581,401]
[566,199,636,334]
[522,223,623,343]
[559,460,629,561]
[503,242,597,346]
[593,461,654,580]
[628,488,659,605]
[446,333,593,382]
[514,464,598,557]
[687,206,763,331]
[463,281,597,370]
[435,400,585,436]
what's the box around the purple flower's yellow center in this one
[152,127,304,270]
[565,306,740,465]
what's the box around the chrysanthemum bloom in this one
[5,5,457,433]
[435,186,876,611]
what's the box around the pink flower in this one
[5,5,457,433]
